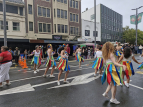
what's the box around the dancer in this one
[29,45,42,74]
[116,42,123,61]
[118,47,141,88]
[101,42,126,104]
[0,46,12,87]
[43,44,56,78]
[75,45,84,68]
[92,45,103,77]
[57,44,70,85]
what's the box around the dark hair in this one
[58,46,64,54]
[123,47,131,59]
[1,46,8,51]
[9,47,12,49]
[97,45,102,50]
[78,45,80,48]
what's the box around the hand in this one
[138,62,142,64]
[122,65,127,71]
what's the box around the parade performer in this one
[75,46,84,68]
[43,44,56,78]
[29,45,42,74]
[57,45,62,61]
[92,45,103,77]
[118,47,141,88]
[101,42,126,104]
[57,44,70,85]
[0,46,12,87]
[116,42,123,61]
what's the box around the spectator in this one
[8,47,14,59]
[82,47,86,59]
[130,44,134,53]
[90,48,94,58]
[134,45,138,54]
[14,47,20,65]
[28,50,30,59]
[87,47,91,59]
[139,45,142,55]
[24,49,28,59]
[0,46,12,87]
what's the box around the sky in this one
[81,0,143,31]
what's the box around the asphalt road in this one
[0,56,143,107]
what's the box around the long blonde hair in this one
[102,42,114,61]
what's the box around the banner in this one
[130,12,143,25]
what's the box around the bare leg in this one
[127,77,130,83]
[6,80,9,84]
[44,66,50,75]
[79,62,81,68]
[37,64,41,69]
[99,69,102,75]
[105,82,112,94]
[122,71,125,80]
[95,69,98,74]
[58,69,63,81]
[50,66,55,75]
[64,70,69,81]
[111,82,116,99]
[0,82,2,85]
[34,64,36,71]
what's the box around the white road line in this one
[10,67,92,83]
[129,84,143,90]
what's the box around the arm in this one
[28,51,35,56]
[48,50,52,60]
[132,56,142,64]
[110,54,124,67]
[0,57,3,61]
[117,54,123,63]
[61,50,65,58]
[75,49,78,56]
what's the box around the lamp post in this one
[131,6,143,45]
[94,0,96,46]
[3,0,7,46]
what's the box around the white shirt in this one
[122,54,133,61]
[106,59,112,64]
[95,51,102,58]
[35,50,40,56]
[139,46,142,49]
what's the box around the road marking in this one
[136,71,143,74]
[10,67,92,83]
[129,84,143,90]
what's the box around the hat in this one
[15,47,18,49]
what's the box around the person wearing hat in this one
[14,47,20,65]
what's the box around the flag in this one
[138,12,143,24]
[130,15,136,25]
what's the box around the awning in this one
[0,38,29,42]
[44,40,79,44]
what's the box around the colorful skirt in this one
[31,56,41,65]
[137,63,143,69]
[46,56,56,67]
[57,58,70,72]
[101,63,123,86]
[116,51,122,56]
[57,56,61,61]
[122,61,134,79]
[76,54,84,62]
[92,57,104,70]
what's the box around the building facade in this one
[82,4,123,43]
[81,19,101,43]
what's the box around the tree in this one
[123,26,143,45]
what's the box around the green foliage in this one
[123,26,143,45]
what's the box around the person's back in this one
[0,51,12,63]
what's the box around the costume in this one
[101,59,123,86]
[57,53,70,72]
[137,63,143,69]
[76,52,84,62]
[92,51,103,70]
[31,50,41,65]
[46,51,56,67]
[116,51,122,56]
[57,51,68,61]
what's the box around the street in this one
[0,56,143,107]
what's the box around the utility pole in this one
[94,0,96,46]
[3,0,7,46]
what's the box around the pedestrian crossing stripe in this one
[136,71,143,74]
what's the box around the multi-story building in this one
[82,4,123,43]
[25,0,81,44]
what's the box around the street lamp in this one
[3,0,7,46]
[131,6,143,45]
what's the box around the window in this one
[76,1,78,9]
[85,30,90,36]
[28,5,32,14]
[57,0,60,2]
[91,14,94,20]
[61,10,64,18]
[73,14,75,22]
[62,25,64,33]
[57,9,60,18]
[70,13,72,21]
[20,7,23,16]
[39,23,42,32]
[70,0,72,7]
[38,7,42,16]
[13,22,20,31]
[43,8,46,17]
[73,0,75,8]
[54,9,55,17]
[65,25,67,33]
[65,10,67,19]
[73,27,75,34]
[47,24,51,32]
[93,31,98,37]
[70,27,73,34]
[6,4,18,14]
[76,14,78,22]
[0,21,8,30]
[29,22,33,31]
[54,24,56,33]
[47,8,50,17]
[58,24,60,32]
[64,0,67,4]
[43,23,46,32]
[76,28,78,35]
[61,0,63,3]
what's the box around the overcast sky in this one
[81,0,143,31]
